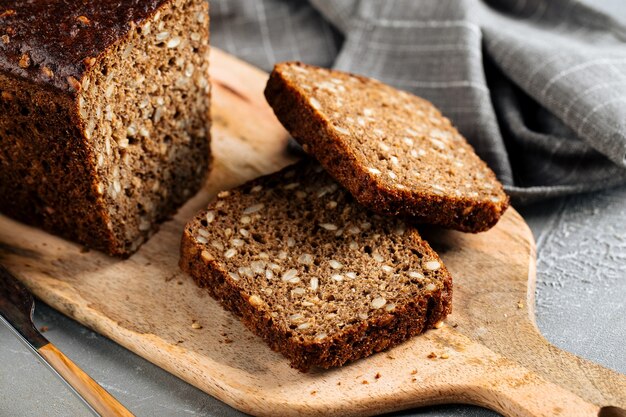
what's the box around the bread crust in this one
[0,1,170,95]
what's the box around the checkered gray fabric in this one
[211,0,626,204]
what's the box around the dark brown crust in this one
[179,165,452,372]
[264,63,510,233]
[0,1,169,95]
[0,72,119,254]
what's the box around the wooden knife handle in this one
[38,343,134,417]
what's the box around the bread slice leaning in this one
[180,162,452,371]
[265,62,509,233]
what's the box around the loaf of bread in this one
[265,62,509,233]
[180,162,452,371]
[0,0,211,256]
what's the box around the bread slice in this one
[265,62,509,233]
[0,0,210,256]
[180,162,452,371]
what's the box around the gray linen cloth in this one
[210,0,626,204]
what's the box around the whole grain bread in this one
[0,0,211,256]
[265,62,509,233]
[180,162,452,371]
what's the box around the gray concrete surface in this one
[1,184,625,416]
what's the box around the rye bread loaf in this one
[0,0,211,256]
[180,162,452,371]
[265,62,509,233]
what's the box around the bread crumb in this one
[374,372,381,379]
[517,300,524,309]
[410,369,417,375]
[191,322,202,329]
[434,320,445,329]
[427,352,437,359]
[336,382,341,386]
[39,326,49,333]
[310,390,317,396]
[440,353,450,359]
[411,377,417,382]
[362,380,369,385]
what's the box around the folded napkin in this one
[211,0,626,204]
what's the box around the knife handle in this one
[38,343,134,417]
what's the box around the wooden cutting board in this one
[0,49,624,417]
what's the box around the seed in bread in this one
[180,162,452,372]
[0,0,211,256]
[264,62,509,233]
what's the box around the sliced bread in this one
[180,162,452,371]
[265,62,509,233]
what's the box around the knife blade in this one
[0,265,134,417]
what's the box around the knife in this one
[0,265,134,417]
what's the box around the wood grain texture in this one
[0,49,623,416]
[38,343,134,417]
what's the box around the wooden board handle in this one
[460,355,602,417]
[399,328,607,417]
[478,372,598,417]
[39,343,134,417]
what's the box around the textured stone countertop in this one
[1,184,625,417]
